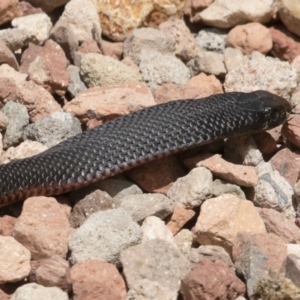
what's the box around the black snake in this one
[0,90,291,207]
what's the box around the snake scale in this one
[0,90,291,207]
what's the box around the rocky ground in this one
[1,0,300,299]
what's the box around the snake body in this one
[0,90,291,207]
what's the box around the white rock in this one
[195,28,227,53]
[279,0,300,38]
[224,47,249,72]
[174,229,193,255]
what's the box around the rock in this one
[126,156,185,194]
[66,65,86,98]
[185,153,258,187]
[80,53,142,88]
[0,28,35,52]
[180,259,245,300]
[224,52,297,99]
[120,239,190,291]
[0,236,31,283]
[183,0,214,23]
[279,0,300,38]
[0,0,22,26]
[0,215,16,236]
[141,216,178,249]
[226,22,272,55]
[1,140,48,164]
[35,255,71,292]
[118,193,174,223]
[59,0,101,44]
[23,111,82,148]
[63,82,155,123]
[18,1,43,15]
[127,278,177,300]
[100,40,123,60]
[270,25,300,63]
[187,50,226,77]
[0,40,19,70]
[70,190,113,228]
[70,260,126,300]
[159,18,199,62]
[258,208,300,244]
[195,27,227,53]
[224,47,248,72]
[140,50,190,90]
[270,147,300,187]
[167,167,213,209]
[24,0,68,12]
[233,232,287,297]
[21,40,69,96]
[1,101,29,149]
[95,0,153,42]
[166,205,196,235]
[12,197,70,260]
[252,131,278,155]
[11,283,68,300]
[292,55,300,83]
[254,162,294,220]
[185,72,223,93]
[12,13,52,44]
[123,27,175,65]
[199,0,277,28]
[286,252,300,288]
[212,179,246,199]
[189,245,235,270]
[174,229,193,255]
[69,208,141,266]
[282,115,300,149]
[192,194,266,254]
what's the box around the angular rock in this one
[80,53,142,88]
[174,229,193,255]
[0,236,31,284]
[183,0,214,23]
[0,40,19,70]
[12,197,70,260]
[286,252,300,288]
[121,239,190,291]
[180,259,245,300]
[282,115,300,150]
[63,82,155,123]
[279,0,300,38]
[0,0,22,26]
[226,22,272,55]
[167,167,213,208]
[99,39,123,60]
[23,111,82,148]
[66,65,86,98]
[192,194,266,254]
[224,47,248,72]
[123,27,175,65]
[69,208,141,266]
[212,179,246,199]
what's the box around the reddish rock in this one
[282,114,300,149]
[20,40,69,96]
[180,259,246,300]
[270,25,300,62]
[127,156,185,194]
[18,1,43,16]
[0,40,19,70]
[100,40,123,60]
[270,147,300,187]
[36,255,71,292]
[12,197,70,260]
[233,233,287,297]
[78,39,101,55]
[253,131,278,155]
[70,260,126,300]
[0,0,22,26]
[0,215,16,236]
[226,22,272,55]
[166,205,196,235]
[259,208,300,243]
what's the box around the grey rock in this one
[140,50,190,90]
[2,101,29,149]
[23,111,82,147]
[121,239,190,291]
[11,283,68,300]
[69,207,141,266]
[80,53,142,88]
[224,47,248,72]
[67,65,86,98]
[123,27,176,65]
[195,28,228,53]
[118,193,174,223]
[286,253,300,288]
[212,179,246,199]
[174,229,193,255]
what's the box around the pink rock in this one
[166,205,196,235]
[12,197,70,260]
[180,259,245,300]
[270,25,300,62]
[282,115,300,149]
[0,0,22,26]
[78,39,101,55]
[70,260,126,300]
[0,40,19,70]
[186,153,258,187]
[270,147,300,187]
[127,156,185,194]
[252,131,278,155]
[100,40,123,60]
[63,82,155,123]
[0,215,16,236]
[226,22,272,55]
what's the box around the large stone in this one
[279,0,300,38]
